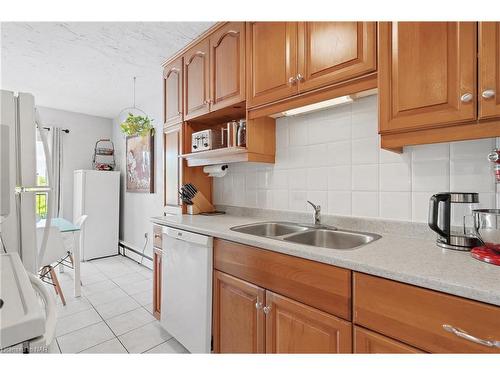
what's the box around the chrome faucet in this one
[307,201,321,225]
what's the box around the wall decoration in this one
[126,133,154,193]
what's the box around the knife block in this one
[186,190,215,215]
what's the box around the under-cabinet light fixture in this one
[280,95,354,117]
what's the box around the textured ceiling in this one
[1,22,214,118]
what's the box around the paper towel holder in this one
[203,164,228,177]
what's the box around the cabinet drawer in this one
[353,272,500,353]
[153,225,162,249]
[354,326,424,353]
[214,239,351,320]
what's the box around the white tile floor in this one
[46,255,189,354]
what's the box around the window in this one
[35,129,48,220]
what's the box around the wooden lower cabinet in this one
[265,291,352,353]
[153,247,162,320]
[213,271,265,353]
[354,326,423,353]
[354,272,500,353]
[212,270,351,353]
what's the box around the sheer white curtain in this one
[50,127,64,218]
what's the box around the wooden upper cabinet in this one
[297,22,376,93]
[379,22,477,133]
[163,58,183,126]
[479,22,500,119]
[183,39,210,120]
[210,22,245,111]
[246,22,298,108]
[354,326,424,353]
[265,291,352,353]
[213,271,265,353]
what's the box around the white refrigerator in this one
[73,170,120,260]
[0,90,57,351]
[0,90,52,273]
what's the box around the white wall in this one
[111,84,163,262]
[214,95,498,222]
[36,106,113,221]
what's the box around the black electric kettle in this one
[428,192,481,251]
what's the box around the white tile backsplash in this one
[215,95,498,223]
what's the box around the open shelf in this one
[180,146,274,167]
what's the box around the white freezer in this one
[73,169,120,260]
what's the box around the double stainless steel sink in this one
[230,222,380,250]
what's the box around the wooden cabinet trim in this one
[380,118,500,151]
[248,72,377,120]
[265,290,352,353]
[213,270,265,353]
[163,126,182,210]
[213,238,351,320]
[353,272,500,353]
[153,247,162,320]
[354,326,424,353]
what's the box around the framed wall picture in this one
[125,133,154,193]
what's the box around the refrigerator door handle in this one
[14,186,52,195]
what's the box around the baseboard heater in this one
[118,240,153,262]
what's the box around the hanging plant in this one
[120,113,154,136]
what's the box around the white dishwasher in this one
[160,226,213,353]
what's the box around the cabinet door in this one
[213,271,265,353]
[163,126,181,210]
[210,22,245,112]
[479,22,500,119]
[153,247,162,320]
[183,39,210,120]
[265,291,352,353]
[297,22,376,92]
[246,22,298,108]
[354,326,424,353]
[163,59,183,126]
[379,22,477,133]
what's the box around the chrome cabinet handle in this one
[460,93,473,103]
[482,89,496,99]
[288,76,297,85]
[296,73,304,82]
[442,324,500,348]
[255,302,263,310]
[263,306,272,315]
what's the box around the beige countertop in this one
[151,213,500,307]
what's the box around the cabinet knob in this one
[296,73,304,82]
[288,76,297,86]
[255,302,263,310]
[263,306,272,315]
[482,89,496,99]
[460,93,473,103]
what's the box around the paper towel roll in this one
[203,164,228,178]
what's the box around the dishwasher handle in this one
[163,226,212,247]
